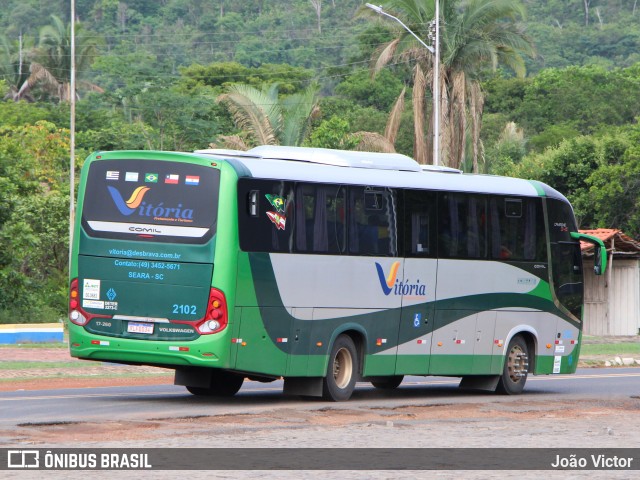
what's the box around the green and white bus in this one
[68,146,606,401]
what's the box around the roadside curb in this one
[604,356,640,367]
[0,323,64,344]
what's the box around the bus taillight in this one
[68,278,88,326]
[196,288,228,335]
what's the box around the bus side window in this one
[238,179,294,253]
[403,190,436,258]
[349,187,397,256]
[439,193,487,259]
[295,183,346,254]
[547,198,583,318]
[295,185,315,252]
[490,197,546,262]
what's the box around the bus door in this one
[430,193,490,375]
[396,259,437,375]
[395,190,437,375]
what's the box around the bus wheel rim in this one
[507,344,527,383]
[333,347,353,389]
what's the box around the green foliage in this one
[0,191,69,322]
[132,87,220,151]
[0,121,71,191]
[77,119,154,152]
[579,137,640,237]
[0,101,57,127]
[216,82,319,147]
[0,122,70,322]
[484,122,527,176]
[483,64,640,155]
[511,128,640,235]
[519,136,601,196]
[179,62,314,95]
[335,69,404,111]
[483,76,529,115]
[318,97,387,134]
[518,65,640,135]
[305,116,359,150]
[527,122,581,152]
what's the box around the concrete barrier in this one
[0,323,64,344]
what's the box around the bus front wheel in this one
[322,335,358,401]
[185,370,244,397]
[496,335,529,395]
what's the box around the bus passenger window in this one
[490,197,546,262]
[348,187,397,256]
[412,213,430,254]
[547,198,583,318]
[439,193,487,259]
[237,179,294,253]
[294,184,345,254]
[402,190,436,258]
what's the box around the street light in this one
[365,2,440,166]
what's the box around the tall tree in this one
[18,15,102,102]
[0,34,35,101]
[215,83,319,149]
[365,0,535,170]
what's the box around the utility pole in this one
[69,0,76,271]
[365,2,440,166]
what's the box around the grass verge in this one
[580,343,640,356]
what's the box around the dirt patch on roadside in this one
[6,397,640,448]
[0,347,172,391]
[0,375,172,392]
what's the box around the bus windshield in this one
[81,159,220,244]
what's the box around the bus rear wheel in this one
[185,370,244,397]
[496,335,529,395]
[322,335,358,401]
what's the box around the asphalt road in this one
[3,367,640,427]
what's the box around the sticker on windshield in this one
[265,194,285,213]
[83,279,101,299]
[185,175,200,186]
[83,299,104,309]
[266,211,287,230]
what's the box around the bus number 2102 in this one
[173,304,197,315]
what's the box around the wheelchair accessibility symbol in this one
[413,313,422,327]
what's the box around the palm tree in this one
[215,83,319,149]
[0,34,35,101]
[351,86,406,152]
[18,15,102,102]
[365,0,535,171]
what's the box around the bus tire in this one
[185,371,244,397]
[371,375,404,389]
[496,335,529,395]
[322,335,358,401]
